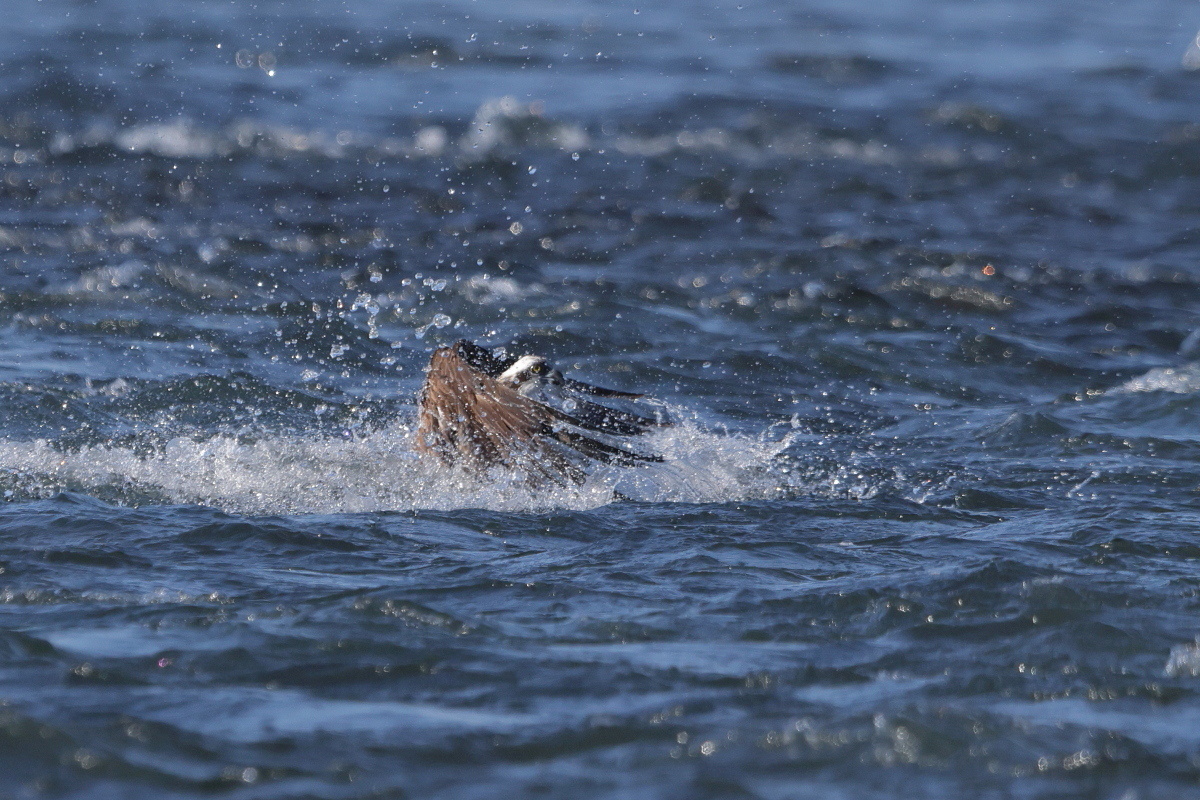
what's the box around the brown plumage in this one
[416,340,666,486]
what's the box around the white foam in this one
[1165,640,1200,678]
[1113,364,1200,394]
[114,119,222,159]
[0,416,796,516]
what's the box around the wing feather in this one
[417,344,661,486]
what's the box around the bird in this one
[416,340,668,486]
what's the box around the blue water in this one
[4,1,1200,797]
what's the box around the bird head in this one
[497,355,565,396]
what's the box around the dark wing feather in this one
[450,339,513,376]
[522,399,664,440]
[562,377,644,399]
[551,428,663,466]
[567,398,669,436]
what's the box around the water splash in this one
[1112,363,1200,394]
[0,415,797,516]
[1165,639,1200,677]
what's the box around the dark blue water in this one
[4,1,1200,797]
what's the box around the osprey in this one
[416,340,668,486]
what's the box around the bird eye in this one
[531,364,544,374]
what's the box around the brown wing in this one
[416,345,658,486]
[416,346,580,484]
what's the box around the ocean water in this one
[3,0,1200,797]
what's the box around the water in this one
[3,0,1200,796]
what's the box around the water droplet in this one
[432,314,452,328]
[527,166,537,175]
[571,152,580,161]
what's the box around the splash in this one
[1165,639,1200,677]
[1112,363,1200,394]
[0,415,795,516]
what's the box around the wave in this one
[36,94,924,169]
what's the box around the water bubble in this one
[432,314,452,328]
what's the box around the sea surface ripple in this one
[3,1,1200,797]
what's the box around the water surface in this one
[4,1,1200,797]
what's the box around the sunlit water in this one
[4,0,1200,797]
